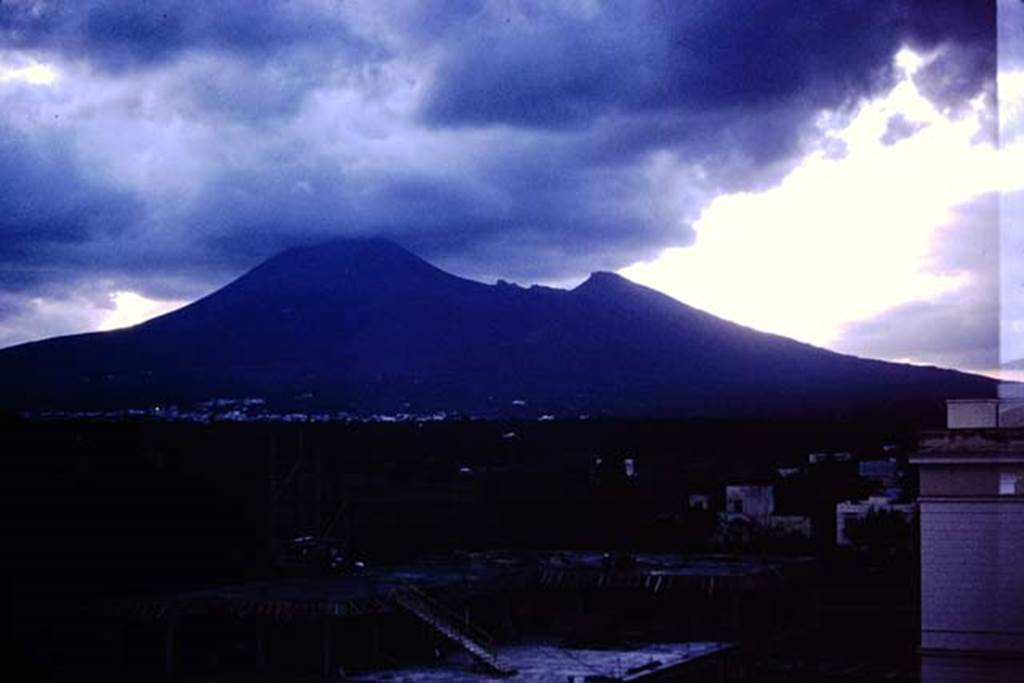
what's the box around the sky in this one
[0,1,1017,376]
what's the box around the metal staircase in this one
[391,583,516,677]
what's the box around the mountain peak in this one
[573,271,630,293]
[256,235,444,285]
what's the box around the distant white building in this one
[835,496,916,545]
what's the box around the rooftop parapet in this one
[913,427,1024,463]
[946,387,1024,430]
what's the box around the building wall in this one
[921,466,1010,497]
[919,500,1024,652]
[724,486,773,518]
[946,401,999,429]
[920,466,1024,498]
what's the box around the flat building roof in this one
[354,641,735,682]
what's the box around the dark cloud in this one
[0,1,1000,352]
[903,0,994,44]
[0,127,142,289]
[837,290,998,371]
[0,0,381,71]
[420,1,993,131]
[169,132,693,283]
[913,42,995,114]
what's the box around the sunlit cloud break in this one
[97,291,187,332]
[622,46,1001,367]
[0,59,58,85]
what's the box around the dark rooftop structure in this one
[355,641,736,682]
[123,551,815,621]
[108,551,812,679]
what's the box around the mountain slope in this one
[0,238,995,419]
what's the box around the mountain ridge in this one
[0,238,995,421]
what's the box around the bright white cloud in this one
[0,60,58,85]
[621,47,1003,355]
[0,289,186,349]
[97,291,186,331]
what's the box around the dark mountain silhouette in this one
[0,238,995,420]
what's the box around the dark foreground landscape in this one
[5,413,928,681]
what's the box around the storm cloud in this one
[0,1,999,360]
[0,0,382,70]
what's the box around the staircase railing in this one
[390,582,515,676]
